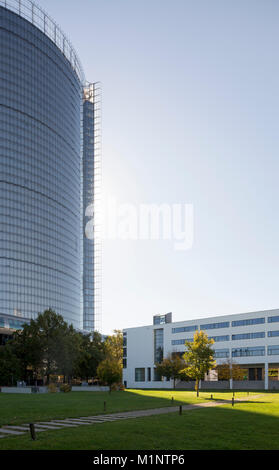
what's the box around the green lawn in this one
[0,389,250,426]
[0,392,278,450]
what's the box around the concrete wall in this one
[176,381,230,390]
[71,386,109,392]
[0,386,48,393]
[233,380,264,390]
[0,386,110,393]
[269,380,279,390]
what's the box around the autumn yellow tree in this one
[216,360,246,381]
[182,331,216,397]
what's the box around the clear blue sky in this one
[39,0,279,334]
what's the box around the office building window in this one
[171,338,193,345]
[123,359,127,368]
[214,349,230,358]
[232,318,265,327]
[268,316,279,324]
[135,368,145,382]
[268,331,279,337]
[209,335,229,342]
[153,368,162,381]
[232,332,265,340]
[232,347,265,357]
[154,329,164,363]
[200,322,230,330]
[172,325,198,334]
[268,346,279,356]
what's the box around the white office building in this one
[123,309,279,390]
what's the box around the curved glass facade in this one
[0,6,83,328]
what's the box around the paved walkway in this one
[0,395,263,439]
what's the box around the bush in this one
[59,384,72,393]
[47,383,58,393]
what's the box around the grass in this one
[0,389,250,426]
[0,392,278,450]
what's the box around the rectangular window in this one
[153,368,162,381]
[268,316,279,323]
[135,368,145,382]
[214,349,230,358]
[172,325,198,334]
[154,329,164,363]
[232,332,265,340]
[123,332,127,361]
[268,346,279,355]
[200,322,230,330]
[232,347,265,357]
[171,338,193,345]
[209,335,229,342]
[268,331,279,337]
[147,367,151,381]
[232,318,265,327]
[123,358,127,368]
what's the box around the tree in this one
[0,343,21,386]
[74,331,106,381]
[216,360,246,381]
[35,309,70,384]
[104,330,123,363]
[97,359,122,392]
[155,353,185,389]
[11,321,44,384]
[182,331,216,397]
[0,309,106,386]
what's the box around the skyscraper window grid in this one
[0,0,100,331]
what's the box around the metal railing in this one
[0,0,85,84]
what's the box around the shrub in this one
[59,384,72,393]
[47,383,58,393]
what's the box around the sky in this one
[38,0,279,334]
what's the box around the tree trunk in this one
[196,378,199,397]
[173,378,176,390]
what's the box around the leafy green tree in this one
[104,330,123,363]
[182,330,216,397]
[74,331,106,381]
[155,353,185,389]
[0,309,106,386]
[11,321,44,384]
[35,309,70,384]
[0,343,21,386]
[97,358,122,392]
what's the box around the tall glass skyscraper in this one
[0,0,100,331]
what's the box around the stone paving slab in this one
[0,428,26,435]
[31,424,65,430]
[2,426,30,431]
[40,421,77,428]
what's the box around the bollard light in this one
[29,423,36,441]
